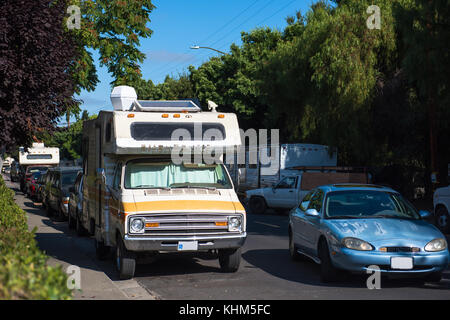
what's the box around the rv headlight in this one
[425,238,447,252]
[130,218,145,234]
[228,216,242,232]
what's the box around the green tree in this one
[395,0,450,184]
[189,27,283,131]
[67,0,155,91]
[39,115,97,160]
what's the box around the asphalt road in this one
[5,176,450,300]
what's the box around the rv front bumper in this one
[123,233,247,252]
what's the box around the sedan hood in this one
[325,218,444,244]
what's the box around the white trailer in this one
[230,143,337,193]
[18,143,60,166]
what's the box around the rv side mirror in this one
[96,168,106,183]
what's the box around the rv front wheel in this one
[218,248,241,273]
[116,237,136,280]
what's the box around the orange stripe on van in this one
[122,200,244,213]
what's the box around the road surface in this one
[5,176,450,300]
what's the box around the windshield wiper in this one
[135,185,172,190]
[326,215,360,220]
[370,214,415,220]
[171,185,217,191]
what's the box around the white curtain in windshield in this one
[126,163,226,188]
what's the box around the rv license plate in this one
[178,241,198,251]
[391,257,413,270]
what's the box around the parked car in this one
[44,167,82,219]
[4,166,11,175]
[35,172,47,203]
[9,161,20,182]
[434,185,450,234]
[245,169,369,214]
[289,184,449,283]
[26,170,45,199]
[20,165,50,193]
[2,164,10,174]
[68,171,83,231]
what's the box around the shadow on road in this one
[133,253,221,279]
[243,248,450,290]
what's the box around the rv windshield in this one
[124,160,233,189]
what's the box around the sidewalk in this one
[5,176,156,300]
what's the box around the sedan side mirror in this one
[305,208,320,217]
[419,210,431,219]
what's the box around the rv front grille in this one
[132,213,244,238]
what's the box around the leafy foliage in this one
[0,0,77,150]
[0,178,72,300]
[68,0,155,91]
[39,114,98,160]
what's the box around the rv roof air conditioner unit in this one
[110,86,138,111]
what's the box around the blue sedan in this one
[289,184,449,283]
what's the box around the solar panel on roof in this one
[133,100,201,112]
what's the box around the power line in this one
[147,0,264,81]
[150,0,300,82]
[213,0,299,52]
[254,0,299,27]
[163,0,276,77]
[186,0,284,69]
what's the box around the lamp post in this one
[190,45,226,55]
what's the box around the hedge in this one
[0,177,72,299]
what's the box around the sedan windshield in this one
[324,190,420,220]
[61,172,79,186]
[124,160,232,189]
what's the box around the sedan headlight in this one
[130,218,145,234]
[228,216,242,232]
[342,237,374,251]
[425,238,447,252]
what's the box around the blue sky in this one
[71,0,315,124]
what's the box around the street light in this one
[190,45,226,55]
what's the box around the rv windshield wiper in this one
[170,185,217,191]
[135,185,171,190]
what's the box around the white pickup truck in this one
[244,169,369,214]
[434,186,450,233]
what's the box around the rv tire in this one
[116,236,136,280]
[76,215,87,236]
[218,247,241,273]
[68,208,76,229]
